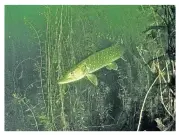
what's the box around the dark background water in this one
[5,5,174,131]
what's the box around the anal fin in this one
[106,62,118,70]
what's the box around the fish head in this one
[58,65,87,84]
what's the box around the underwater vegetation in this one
[5,5,175,131]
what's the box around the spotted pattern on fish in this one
[59,44,124,84]
[82,44,124,73]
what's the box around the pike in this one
[58,44,125,86]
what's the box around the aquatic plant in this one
[5,5,175,131]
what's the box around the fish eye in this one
[70,72,74,76]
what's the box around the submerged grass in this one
[5,5,175,131]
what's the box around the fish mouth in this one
[58,78,71,85]
[58,75,84,85]
[58,80,66,84]
[58,76,76,84]
[58,71,86,85]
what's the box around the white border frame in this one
[1,0,178,135]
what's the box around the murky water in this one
[5,5,174,131]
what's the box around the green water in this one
[5,5,173,131]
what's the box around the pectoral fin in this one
[86,74,98,86]
[106,62,118,70]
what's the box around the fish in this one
[58,44,125,86]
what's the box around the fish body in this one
[59,44,124,85]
